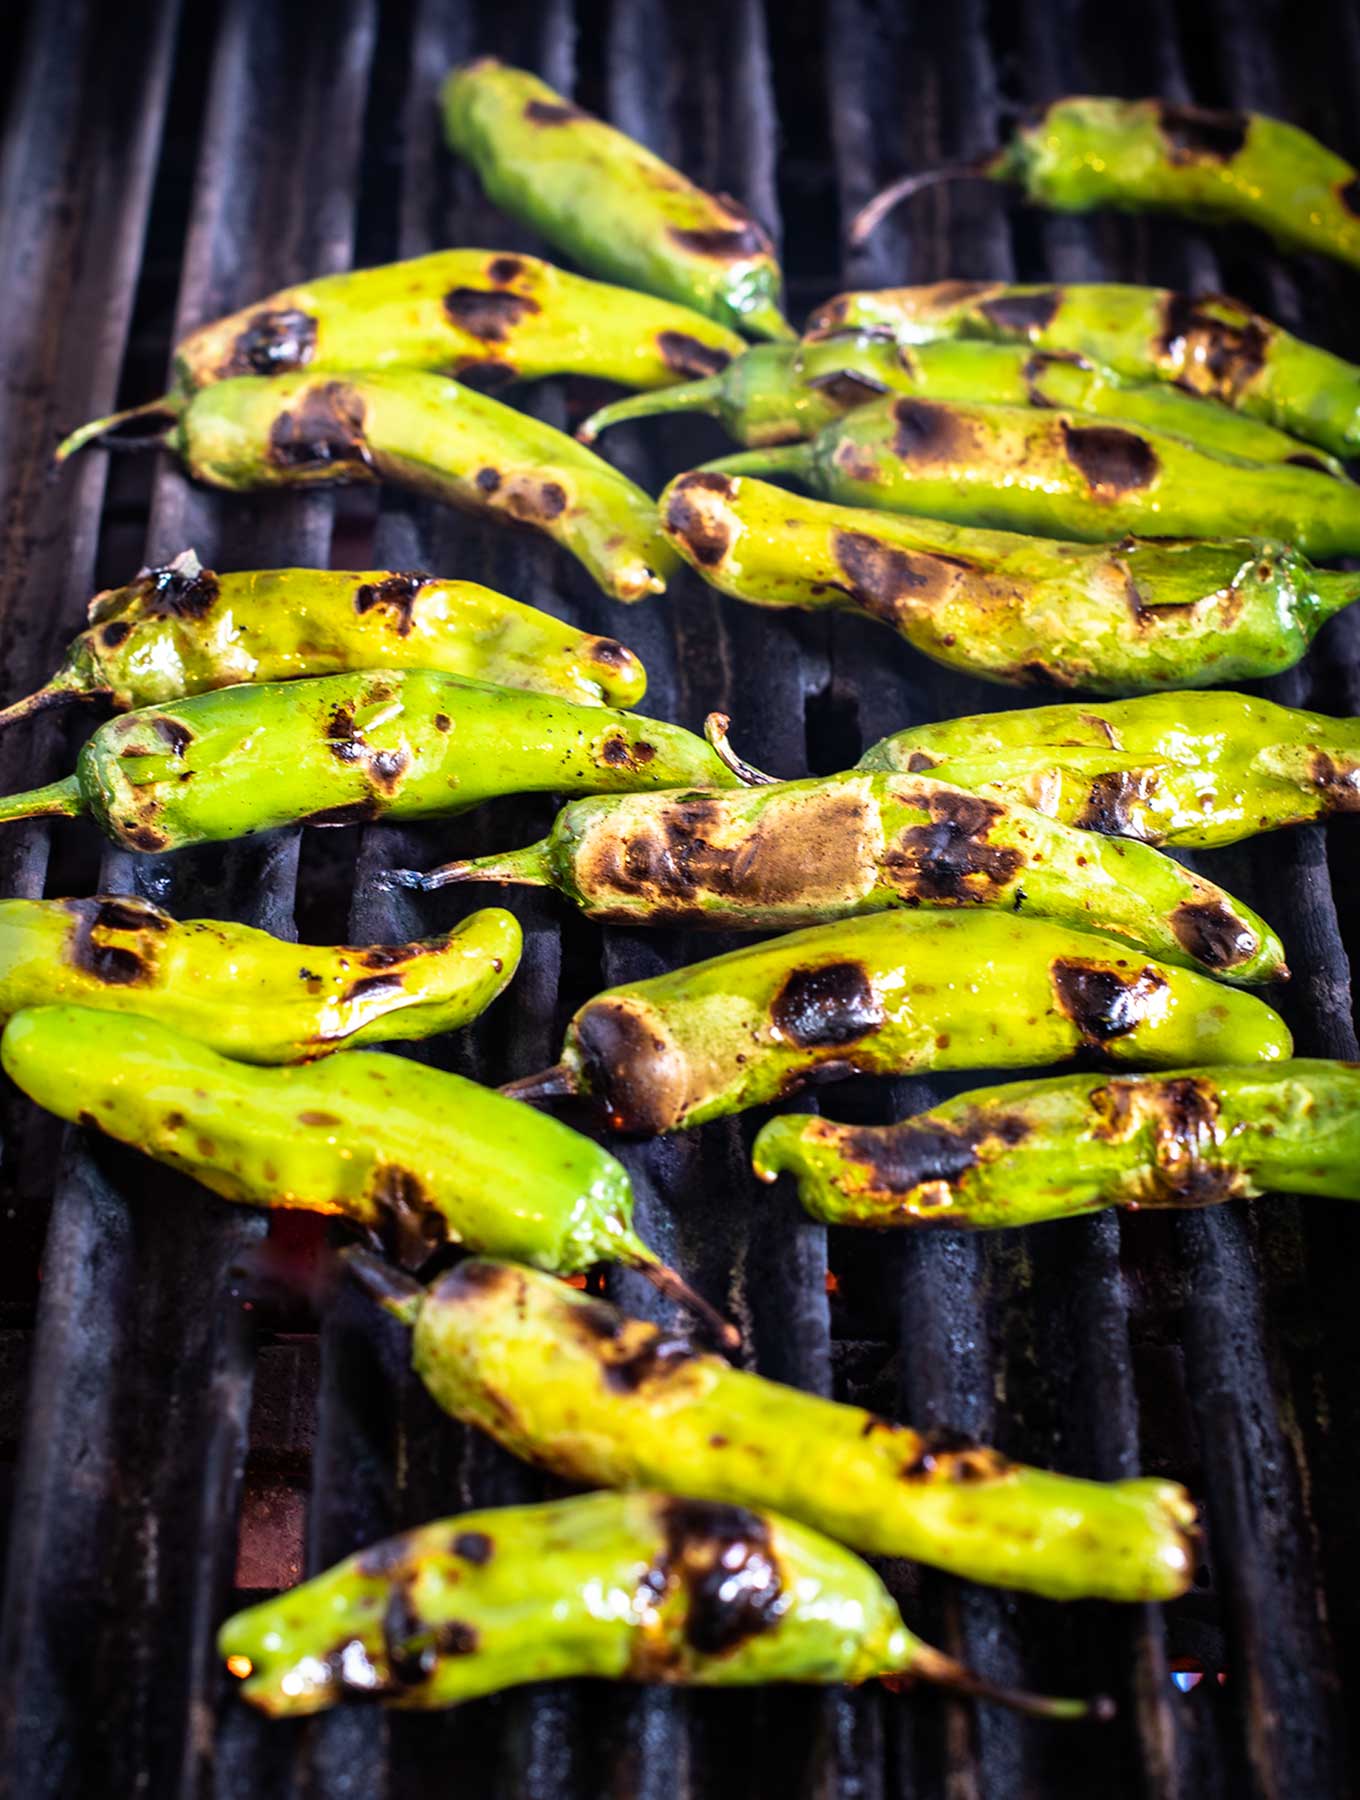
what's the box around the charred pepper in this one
[501,910,1291,1135]
[700,396,1360,559]
[349,1253,1197,1603]
[389,766,1287,983]
[858,690,1360,848]
[219,1489,1101,1719]
[0,551,646,732]
[661,471,1358,693]
[441,60,792,341]
[806,281,1360,461]
[0,669,737,855]
[754,1060,1360,1232]
[852,98,1360,276]
[57,369,676,603]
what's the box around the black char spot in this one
[574,1000,679,1135]
[657,331,732,379]
[443,287,541,343]
[101,621,133,648]
[140,560,221,619]
[151,715,192,756]
[1051,958,1169,1043]
[268,382,370,471]
[659,1500,782,1657]
[451,1531,493,1565]
[668,201,770,262]
[1158,103,1249,163]
[665,472,737,567]
[345,972,406,1004]
[1340,177,1360,219]
[524,98,584,124]
[1075,769,1149,836]
[1311,751,1360,810]
[977,289,1061,336]
[67,896,155,986]
[488,255,525,283]
[771,961,884,1049]
[886,792,1023,902]
[890,397,974,462]
[221,307,317,378]
[833,529,970,621]
[354,572,429,636]
[1061,422,1158,496]
[1160,293,1268,397]
[1171,900,1256,969]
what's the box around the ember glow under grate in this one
[1,0,1358,1795]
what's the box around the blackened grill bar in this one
[0,0,1356,1794]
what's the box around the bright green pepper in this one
[754,1061,1360,1232]
[858,691,1360,849]
[806,281,1360,461]
[502,910,1291,1135]
[700,396,1360,559]
[441,61,793,342]
[0,551,646,733]
[660,471,1357,694]
[218,1489,1100,1720]
[0,894,518,1061]
[57,369,676,603]
[349,1253,1197,1604]
[388,767,1286,983]
[0,669,737,855]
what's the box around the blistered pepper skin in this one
[503,910,1291,1135]
[0,895,519,1062]
[807,281,1360,460]
[754,1061,1360,1232]
[858,691,1360,849]
[441,61,793,341]
[701,396,1360,559]
[661,472,1356,694]
[371,1256,1197,1603]
[0,669,738,855]
[396,769,1287,983]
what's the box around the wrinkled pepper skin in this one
[441,61,793,341]
[754,1060,1360,1232]
[367,1255,1197,1603]
[858,691,1360,849]
[0,669,738,855]
[661,472,1356,694]
[503,910,1291,1135]
[218,1490,1094,1720]
[0,895,519,1062]
[0,551,646,732]
[395,769,1286,983]
[701,396,1360,559]
[807,281,1360,461]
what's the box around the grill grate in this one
[1,1,1357,1794]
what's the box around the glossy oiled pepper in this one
[57,370,676,603]
[350,1253,1197,1603]
[700,396,1360,558]
[660,472,1357,694]
[851,99,1360,276]
[0,669,737,855]
[502,910,1291,1135]
[754,1061,1360,1232]
[441,61,793,341]
[806,281,1360,461]
[0,551,646,733]
[390,766,1287,983]
[0,894,518,1062]
[858,691,1360,849]
[219,1490,1100,1720]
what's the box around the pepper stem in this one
[624,1244,741,1352]
[341,1246,425,1326]
[0,677,91,735]
[886,1642,1114,1723]
[0,774,85,825]
[54,395,179,465]
[499,1062,580,1105]
[704,713,779,787]
[1310,568,1360,626]
[382,839,555,894]
[577,376,726,446]
[696,444,813,482]
[848,157,994,246]
[738,301,797,343]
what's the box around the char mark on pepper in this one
[67,897,153,986]
[451,1531,493,1565]
[1074,769,1156,837]
[1310,750,1360,810]
[1158,103,1249,163]
[1170,899,1258,969]
[771,961,884,1049]
[891,397,979,463]
[140,559,221,619]
[1061,423,1159,496]
[657,332,731,379]
[668,206,771,262]
[268,382,370,471]
[977,289,1061,336]
[901,1427,1012,1483]
[354,572,429,635]
[884,792,1023,903]
[574,998,684,1135]
[832,530,972,622]
[442,286,541,342]
[656,1499,783,1656]
[220,307,317,378]
[523,98,583,124]
[1051,958,1169,1042]
[665,472,737,567]
[1160,294,1268,397]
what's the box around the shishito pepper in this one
[0,894,519,1061]
[57,369,676,603]
[502,910,1291,1135]
[0,669,737,855]
[441,60,793,341]
[700,396,1360,558]
[858,691,1360,849]
[806,281,1360,461]
[349,1253,1197,1603]
[218,1490,1101,1720]
[0,551,646,732]
[851,99,1360,277]
[754,1061,1360,1232]
[389,767,1287,983]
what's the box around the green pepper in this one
[660,471,1357,694]
[389,767,1286,983]
[349,1253,1197,1604]
[218,1489,1102,1720]
[700,396,1360,559]
[851,99,1360,277]
[806,281,1360,461]
[754,1060,1360,1232]
[502,910,1291,1134]
[0,551,646,733]
[858,690,1360,849]
[57,369,676,603]
[0,669,737,855]
[0,894,518,1061]
[440,60,793,341]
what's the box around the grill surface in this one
[1,2,1358,1795]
